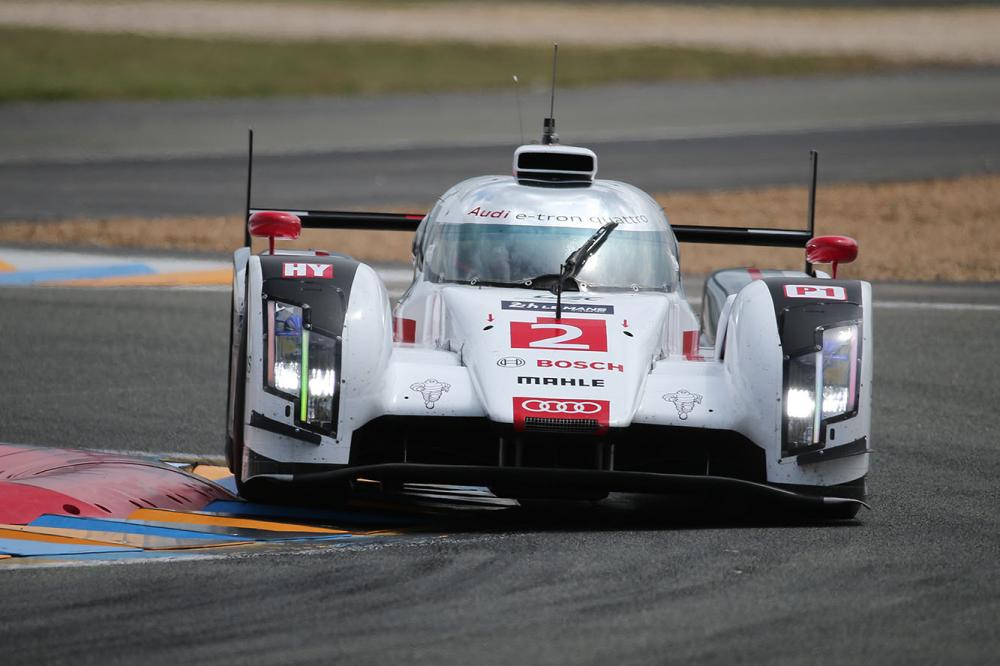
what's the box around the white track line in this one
[684,298,999,313]
[90,448,227,465]
[873,300,1000,312]
[376,267,414,282]
[0,442,228,466]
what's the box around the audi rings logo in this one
[521,399,602,414]
[514,397,610,433]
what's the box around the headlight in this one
[820,324,859,420]
[785,351,819,448]
[266,300,340,435]
[784,322,860,453]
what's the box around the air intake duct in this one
[513,145,597,186]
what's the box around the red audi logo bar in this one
[521,399,603,414]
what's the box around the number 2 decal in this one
[510,317,608,352]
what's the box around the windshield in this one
[423,223,677,291]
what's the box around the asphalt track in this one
[1,122,997,220]
[2,71,1000,663]
[7,70,999,164]
[1,283,998,664]
[2,70,999,219]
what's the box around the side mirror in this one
[806,235,858,279]
[248,211,302,254]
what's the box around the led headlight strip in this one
[783,320,861,455]
[299,328,310,422]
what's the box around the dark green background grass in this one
[0,28,892,102]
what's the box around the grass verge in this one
[3,175,998,282]
[0,27,889,102]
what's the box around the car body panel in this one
[230,143,872,507]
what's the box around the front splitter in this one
[292,463,868,510]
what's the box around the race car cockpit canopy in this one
[416,145,680,293]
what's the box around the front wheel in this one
[227,330,247,479]
[814,501,862,520]
[236,477,353,507]
[489,485,609,502]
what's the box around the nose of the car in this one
[441,286,671,430]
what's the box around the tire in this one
[228,285,248,480]
[816,501,863,520]
[489,485,609,502]
[224,285,239,473]
[768,478,867,521]
[762,499,864,522]
[237,477,353,507]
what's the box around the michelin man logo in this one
[663,389,702,420]
[410,378,451,409]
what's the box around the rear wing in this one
[247,207,812,249]
[243,129,819,267]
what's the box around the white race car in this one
[226,126,871,519]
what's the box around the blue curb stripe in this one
[0,538,138,557]
[133,519,359,541]
[32,514,363,543]
[0,263,155,285]
[29,515,245,542]
[214,476,238,493]
[38,550,207,562]
[203,499,413,527]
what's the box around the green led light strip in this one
[300,329,310,422]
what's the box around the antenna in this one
[542,44,560,145]
[513,75,525,145]
[805,149,818,274]
[548,44,558,119]
[244,128,254,248]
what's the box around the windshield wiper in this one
[554,222,618,319]
[562,222,619,281]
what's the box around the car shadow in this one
[363,490,866,533]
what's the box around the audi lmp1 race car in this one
[225,123,872,519]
